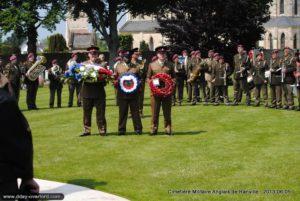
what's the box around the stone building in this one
[259,0,300,49]
[65,12,96,51]
[119,14,167,50]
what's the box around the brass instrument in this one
[187,60,203,83]
[26,56,47,81]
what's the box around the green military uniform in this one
[81,60,107,135]
[3,63,21,102]
[204,57,216,102]
[23,60,39,109]
[185,56,193,102]
[132,59,147,117]
[251,59,268,106]
[269,57,282,108]
[281,54,296,109]
[114,60,143,135]
[212,62,230,105]
[147,59,175,135]
[189,57,207,104]
[233,53,251,105]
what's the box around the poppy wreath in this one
[149,73,175,97]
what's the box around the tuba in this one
[26,56,47,81]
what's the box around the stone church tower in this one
[260,0,300,49]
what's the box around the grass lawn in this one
[18,84,300,201]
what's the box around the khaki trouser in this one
[118,97,142,133]
[150,95,172,133]
[254,84,268,105]
[215,86,229,103]
[282,84,294,107]
[233,78,250,104]
[270,85,282,107]
[82,98,106,133]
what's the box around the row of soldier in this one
[1,44,300,136]
[170,45,300,110]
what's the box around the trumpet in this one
[26,56,47,81]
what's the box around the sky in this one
[37,15,127,41]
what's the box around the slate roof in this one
[119,20,160,33]
[264,16,300,28]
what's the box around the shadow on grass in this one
[88,130,205,136]
[67,179,107,190]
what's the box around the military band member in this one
[66,53,82,107]
[23,53,39,110]
[147,46,175,135]
[295,57,300,111]
[251,53,268,107]
[269,50,282,109]
[187,51,195,102]
[189,50,207,105]
[3,54,21,102]
[232,44,251,106]
[80,46,107,137]
[181,50,190,102]
[114,48,143,135]
[172,54,186,106]
[212,55,230,105]
[281,47,296,110]
[48,59,63,108]
[204,50,215,103]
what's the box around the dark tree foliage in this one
[68,0,176,66]
[157,0,272,58]
[0,0,66,54]
[118,34,133,50]
[48,33,68,53]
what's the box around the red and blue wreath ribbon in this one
[149,73,175,97]
[119,73,139,94]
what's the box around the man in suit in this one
[80,46,107,137]
[3,55,21,102]
[147,46,175,135]
[0,87,39,199]
[23,53,39,110]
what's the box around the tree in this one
[157,0,272,58]
[0,32,26,55]
[48,33,68,53]
[140,40,150,52]
[0,0,66,55]
[68,0,176,66]
[119,34,133,50]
